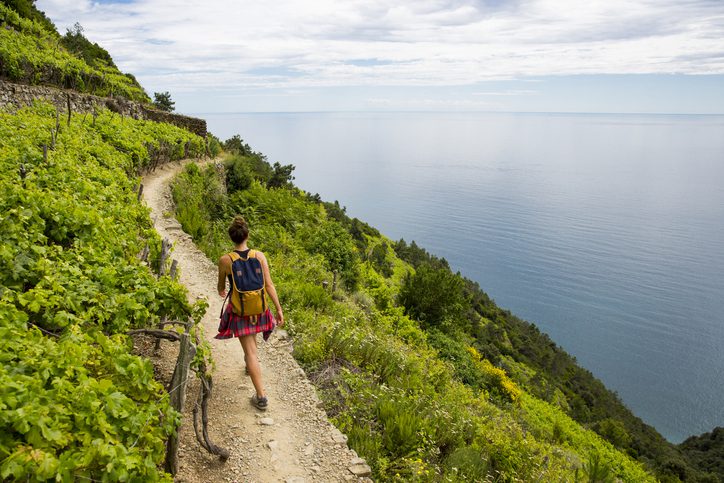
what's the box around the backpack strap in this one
[220,252,238,318]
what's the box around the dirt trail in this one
[142,160,370,483]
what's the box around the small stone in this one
[350,457,366,466]
[311,466,320,473]
[258,417,275,426]
[285,478,305,483]
[303,445,315,456]
[267,440,279,450]
[331,429,348,444]
[295,368,305,377]
[348,464,372,477]
[276,329,289,340]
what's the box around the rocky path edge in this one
[141,159,372,483]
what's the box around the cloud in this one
[35,0,724,95]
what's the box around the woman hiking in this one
[216,215,284,411]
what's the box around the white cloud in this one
[35,0,724,95]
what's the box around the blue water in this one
[203,111,724,443]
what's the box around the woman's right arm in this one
[217,255,230,297]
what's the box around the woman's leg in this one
[239,334,265,398]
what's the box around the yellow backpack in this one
[227,249,266,316]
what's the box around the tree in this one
[398,264,468,332]
[153,92,175,112]
[61,22,116,68]
[267,162,295,189]
[223,135,251,155]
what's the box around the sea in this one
[203,111,724,443]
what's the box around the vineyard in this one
[0,102,207,480]
[0,4,149,103]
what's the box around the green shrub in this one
[444,447,489,481]
[224,155,254,192]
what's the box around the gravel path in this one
[142,160,371,483]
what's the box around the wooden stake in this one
[169,259,178,280]
[158,239,169,277]
[66,94,71,127]
[165,332,195,475]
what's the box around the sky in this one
[36,0,724,114]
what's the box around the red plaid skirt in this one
[215,303,276,340]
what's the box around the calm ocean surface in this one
[204,111,724,443]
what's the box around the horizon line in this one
[187,109,724,117]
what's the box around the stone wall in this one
[0,79,207,137]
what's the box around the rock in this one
[258,418,275,426]
[285,478,305,483]
[267,440,279,450]
[303,445,315,457]
[276,329,289,340]
[332,433,348,444]
[348,464,372,477]
[350,457,367,466]
[294,368,305,377]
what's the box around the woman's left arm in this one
[257,251,284,326]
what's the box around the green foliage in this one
[206,133,222,158]
[0,4,149,102]
[444,447,489,481]
[1,0,57,35]
[222,134,252,155]
[61,22,117,69]
[0,103,208,479]
[267,161,295,189]
[580,452,616,483]
[680,427,724,482]
[299,221,360,290]
[367,241,394,277]
[224,155,254,193]
[398,263,467,332]
[153,91,175,112]
[393,238,449,270]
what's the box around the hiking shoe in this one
[251,394,268,411]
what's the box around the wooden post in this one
[66,94,72,127]
[154,316,167,353]
[158,239,169,278]
[165,332,195,475]
[140,243,149,263]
